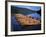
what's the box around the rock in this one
[15,14,41,25]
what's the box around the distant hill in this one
[11,6,36,15]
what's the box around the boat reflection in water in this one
[11,6,41,31]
